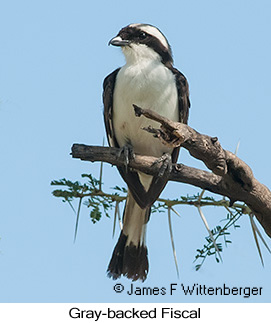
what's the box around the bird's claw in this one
[153,153,172,180]
[118,144,135,172]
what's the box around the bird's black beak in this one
[108,36,130,47]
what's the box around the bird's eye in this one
[139,32,147,40]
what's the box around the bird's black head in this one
[109,23,173,66]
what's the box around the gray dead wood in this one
[71,105,271,238]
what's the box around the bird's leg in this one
[118,143,135,172]
[152,152,172,179]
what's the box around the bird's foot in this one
[153,153,172,180]
[118,144,135,172]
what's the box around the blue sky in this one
[0,0,271,302]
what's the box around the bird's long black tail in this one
[107,191,150,281]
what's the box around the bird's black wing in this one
[168,66,190,163]
[170,67,190,124]
[103,68,120,148]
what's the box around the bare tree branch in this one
[71,106,271,239]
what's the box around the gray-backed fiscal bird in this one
[103,23,190,281]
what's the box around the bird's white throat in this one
[122,43,162,65]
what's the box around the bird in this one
[103,23,190,281]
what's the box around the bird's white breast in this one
[113,59,179,158]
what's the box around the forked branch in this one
[71,105,271,238]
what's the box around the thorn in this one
[171,207,181,217]
[68,200,76,215]
[99,138,105,191]
[198,189,205,202]
[73,197,83,243]
[197,205,223,263]
[249,214,265,266]
[250,215,271,254]
[112,201,119,238]
[234,140,241,155]
[168,207,180,278]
